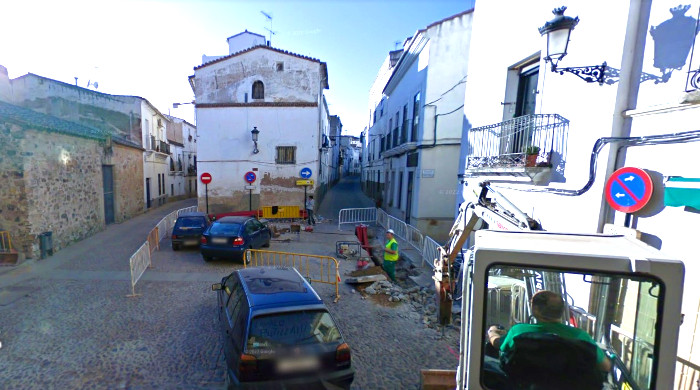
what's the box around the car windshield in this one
[175,217,206,229]
[209,223,242,235]
[247,310,341,349]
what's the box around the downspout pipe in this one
[596,0,652,233]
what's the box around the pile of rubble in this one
[360,281,448,328]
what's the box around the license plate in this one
[212,238,228,244]
[185,240,198,245]
[276,356,320,373]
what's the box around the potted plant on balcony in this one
[524,145,540,167]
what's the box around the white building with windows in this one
[363,9,474,240]
[166,116,198,199]
[191,31,329,213]
[457,1,700,386]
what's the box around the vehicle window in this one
[247,310,341,350]
[226,285,244,323]
[253,220,265,230]
[175,217,206,229]
[210,222,242,235]
[232,299,249,346]
[245,221,257,234]
[223,274,239,297]
[481,265,663,390]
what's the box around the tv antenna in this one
[394,40,402,50]
[261,11,275,44]
[86,80,99,89]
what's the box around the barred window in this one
[276,146,296,164]
[252,81,264,99]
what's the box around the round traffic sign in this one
[200,172,212,185]
[300,167,312,179]
[244,171,257,184]
[604,167,653,213]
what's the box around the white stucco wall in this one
[458,0,627,233]
[196,106,320,213]
[459,0,700,374]
[227,31,267,54]
[141,101,170,209]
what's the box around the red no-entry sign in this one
[200,172,212,185]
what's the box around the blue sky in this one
[1,0,473,135]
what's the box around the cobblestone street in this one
[0,176,460,389]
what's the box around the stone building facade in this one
[0,99,143,260]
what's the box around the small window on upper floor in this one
[252,81,264,99]
[276,62,284,71]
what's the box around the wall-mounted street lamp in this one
[251,126,260,154]
[539,7,618,85]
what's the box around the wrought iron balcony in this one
[465,114,569,172]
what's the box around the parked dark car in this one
[200,216,271,262]
[212,267,354,389]
[171,212,211,250]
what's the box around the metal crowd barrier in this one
[337,207,377,230]
[177,206,198,216]
[376,208,389,229]
[421,236,441,270]
[127,205,193,298]
[243,249,341,303]
[406,224,424,252]
[147,227,159,253]
[337,206,442,268]
[128,242,151,297]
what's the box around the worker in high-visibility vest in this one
[383,229,399,281]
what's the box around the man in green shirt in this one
[493,290,611,372]
[383,229,399,281]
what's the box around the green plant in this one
[524,145,540,155]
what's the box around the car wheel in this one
[263,238,271,248]
[172,244,179,251]
[203,255,212,262]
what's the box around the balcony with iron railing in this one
[464,114,569,183]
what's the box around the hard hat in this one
[387,229,395,234]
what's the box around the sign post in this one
[200,172,212,214]
[604,167,653,227]
[244,171,257,211]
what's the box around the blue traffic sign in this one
[244,171,257,184]
[604,167,653,213]
[300,167,312,179]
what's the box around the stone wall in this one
[23,129,105,257]
[0,122,30,258]
[110,144,144,222]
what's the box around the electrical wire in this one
[488,129,700,196]
[425,76,468,106]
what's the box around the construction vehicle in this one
[430,182,684,389]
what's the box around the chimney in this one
[0,65,11,102]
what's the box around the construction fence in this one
[244,249,341,303]
[127,206,195,297]
[339,207,440,269]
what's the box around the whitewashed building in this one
[364,10,474,241]
[457,1,700,387]
[141,103,170,209]
[191,31,329,213]
[166,116,198,199]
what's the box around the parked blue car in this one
[200,216,271,262]
[171,212,211,250]
[212,267,354,389]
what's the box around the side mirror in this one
[212,283,222,291]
